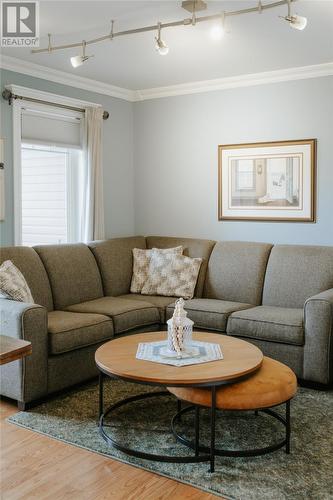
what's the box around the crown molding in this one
[1,55,332,103]
[0,55,136,102]
[133,62,333,101]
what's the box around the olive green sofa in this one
[0,236,332,408]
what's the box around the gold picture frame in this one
[218,139,316,222]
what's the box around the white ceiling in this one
[1,0,333,90]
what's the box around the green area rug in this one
[8,379,333,499]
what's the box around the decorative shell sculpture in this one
[171,298,186,356]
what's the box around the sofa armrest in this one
[304,289,333,385]
[0,299,48,404]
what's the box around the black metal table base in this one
[98,372,291,473]
[171,401,291,458]
[99,389,211,464]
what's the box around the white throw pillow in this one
[130,246,183,294]
[141,251,202,300]
[0,260,34,303]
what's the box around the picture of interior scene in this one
[230,156,301,208]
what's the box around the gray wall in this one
[1,71,332,247]
[134,76,333,245]
[0,69,134,246]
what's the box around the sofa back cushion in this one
[146,236,215,297]
[204,241,273,305]
[0,246,53,310]
[263,245,333,308]
[35,243,103,309]
[89,236,146,296]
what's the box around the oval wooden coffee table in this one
[95,331,263,472]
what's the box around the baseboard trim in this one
[298,378,333,391]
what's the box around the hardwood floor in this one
[1,399,220,500]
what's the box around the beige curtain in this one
[81,107,105,242]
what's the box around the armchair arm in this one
[304,288,333,385]
[0,299,48,404]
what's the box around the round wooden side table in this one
[168,356,297,458]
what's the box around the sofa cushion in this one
[166,299,253,332]
[263,245,333,308]
[227,306,304,346]
[146,236,215,298]
[0,246,53,310]
[204,241,272,305]
[0,260,34,303]
[66,296,160,335]
[119,294,176,322]
[130,246,183,294]
[48,311,113,354]
[35,243,104,310]
[89,237,147,297]
[141,252,202,300]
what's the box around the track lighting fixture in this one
[70,41,94,68]
[109,20,115,41]
[47,33,52,53]
[155,22,169,55]
[281,0,307,30]
[32,0,307,66]
[210,12,225,41]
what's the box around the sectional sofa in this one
[1,236,332,408]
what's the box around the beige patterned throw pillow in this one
[130,246,183,293]
[0,260,34,303]
[141,251,202,300]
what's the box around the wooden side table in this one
[0,335,32,365]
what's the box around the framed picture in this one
[218,139,316,222]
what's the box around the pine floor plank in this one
[1,399,220,499]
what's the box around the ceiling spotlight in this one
[70,41,94,68]
[155,22,169,55]
[281,0,307,30]
[210,12,225,40]
[288,14,307,30]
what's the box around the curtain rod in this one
[1,89,110,120]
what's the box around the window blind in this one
[21,107,82,149]
[21,146,69,246]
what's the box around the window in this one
[235,159,256,190]
[21,144,83,246]
[16,102,84,246]
[10,85,105,245]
